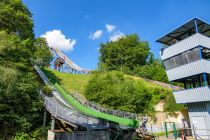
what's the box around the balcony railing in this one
[173,86,210,104]
[160,33,210,60]
[166,59,210,81]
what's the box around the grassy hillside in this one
[42,68,183,114]
[43,68,170,94]
[42,68,91,94]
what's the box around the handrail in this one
[35,65,137,120]
[34,65,139,127]
[162,33,198,50]
[70,92,137,120]
[52,48,89,73]
[44,94,108,129]
[39,88,108,129]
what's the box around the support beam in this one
[43,110,47,127]
[51,116,55,130]
[194,18,199,33]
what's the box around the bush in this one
[84,71,171,114]
[43,85,53,96]
[164,93,185,112]
[133,61,169,83]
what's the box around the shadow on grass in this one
[41,67,61,84]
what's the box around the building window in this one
[163,47,201,70]
[202,48,210,60]
[174,73,208,91]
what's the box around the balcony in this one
[160,33,210,60]
[173,86,210,104]
[166,59,210,81]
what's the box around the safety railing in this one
[44,93,108,129]
[177,127,210,140]
[70,92,137,120]
[53,130,110,140]
[52,48,89,73]
[34,65,138,120]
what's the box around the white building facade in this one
[157,18,210,139]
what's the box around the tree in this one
[0,31,45,139]
[85,71,152,114]
[0,0,51,138]
[32,38,53,66]
[99,34,150,71]
[164,93,184,112]
[133,60,169,83]
[0,0,34,39]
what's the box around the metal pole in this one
[51,116,55,130]
[173,122,177,139]
[165,122,168,138]
[43,109,47,127]
[199,47,207,86]
[193,125,197,140]
[194,18,199,33]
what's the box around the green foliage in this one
[164,93,185,112]
[98,33,168,83]
[133,60,169,83]
[99,34,150,71]
[13,127,48,140]
[0,0,52,138]
[43,85,53,96]
[0,31,46,139]
[32,38,53,66]
[84,71,170,114]
[0,0,34,39]
[42,68,91,94]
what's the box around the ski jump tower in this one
[157,18,210,139]
[51,48,89,74]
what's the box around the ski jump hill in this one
[34,48,140,139]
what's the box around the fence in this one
[71,92,137,120]
[44,95,108,130]
[53,130,110,140]
[149,126,210,140]
[146,123,183,134]
[34,65,138,121]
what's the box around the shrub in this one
[164,93,185,112]
[43,85,53,96]
[85,71,155,114]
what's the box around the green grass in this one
[154,131,173,137]
[42,68,91,95]
[42,68,182,114]
[43,67,170,95]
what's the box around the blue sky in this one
[23,0,210,70]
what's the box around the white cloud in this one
[109,31,125,41]
[89,30,103,40]
[105,24,116,32]
[41,30,76,51]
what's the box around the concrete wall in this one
[188,102,210,139]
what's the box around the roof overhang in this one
[156,18,210,45]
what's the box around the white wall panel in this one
[173,86,210,104]
[160,33,210,60]
[166,59,210,81]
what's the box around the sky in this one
[23,0,210,70]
